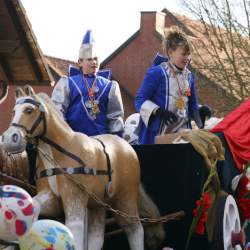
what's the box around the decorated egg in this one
[0,185,38,241]
[19,219,75,250]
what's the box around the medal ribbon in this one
[176,76,191,97]
[83,75,97,99]
[82,75,100,116]
[169,62,191,97]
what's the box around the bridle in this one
[12,98,47,139]
[10,97,113,188]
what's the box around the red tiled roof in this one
[45,55,77,76]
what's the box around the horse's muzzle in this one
[1,127,27,154]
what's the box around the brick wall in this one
[103,12,165,118]
[0,11,241,133]
[102,11,239,119]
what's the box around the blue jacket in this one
[135,64,199,144]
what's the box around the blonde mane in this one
[36,92,71,131]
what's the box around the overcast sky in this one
[21,0,186,62]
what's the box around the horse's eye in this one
[25,107,34,114]
[12,110,15,117]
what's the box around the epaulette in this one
[98,68,112,80]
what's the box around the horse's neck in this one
[38,115,93,166]
[45,113,74,145]
[39,112,95,168]
[37,113,74,169]
[37,140,54,169]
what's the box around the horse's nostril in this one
[12,133,19,143]
[1,135,4,142]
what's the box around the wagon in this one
[104,134,245,250]
[0,131,246,250]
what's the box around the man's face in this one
[78,57,99,75]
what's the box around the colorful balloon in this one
[0,185,38,241]
[19,219,75,250]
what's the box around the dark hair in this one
[163,26,191,55]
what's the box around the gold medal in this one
[175,98,185,109]
[92,103,100,114]
[83,76,101,118]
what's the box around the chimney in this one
[140,11,166,36]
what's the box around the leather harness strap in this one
[37,165,111,179]
[94,138,112,183]
[38,136,112,179]
[12,98,47,138]
[11,98,113,181]
[41,136,86,167]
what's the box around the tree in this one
[181,0,250,103]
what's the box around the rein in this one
[11,98,112,181]
[39,136,112,180]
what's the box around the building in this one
[0,0,53,132]
[100,10,240,118]
[0,1,242,132]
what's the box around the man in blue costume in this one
[51,30,124,136]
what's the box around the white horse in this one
[1,86,165,250]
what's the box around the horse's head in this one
[1,85,47,154]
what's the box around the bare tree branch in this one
[181,0,250,102]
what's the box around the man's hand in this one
[155,108,178,125]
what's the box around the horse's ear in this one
[23,85,35,96]
[15,87,26,99]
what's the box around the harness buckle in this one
[84,167,90,174]
[66,168,74,174]
[105,181,114,198]
[92,168,97,176]
[46,169,53,177]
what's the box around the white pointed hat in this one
[79,30,98,59]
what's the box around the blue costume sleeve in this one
[188,73,199,116]
[188,73,203,128]
[107,81,124,135]
[135,67,161,112]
